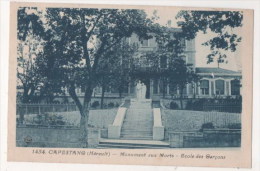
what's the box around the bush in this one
[170,101,179,109]
[108,102,115,108]
[91,101,100,108]
[200,122,215,131]
[192,99,205,111]
[185,100,193,110]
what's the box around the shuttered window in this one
[200,80,209,95]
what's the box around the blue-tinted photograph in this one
[16,7,243,149]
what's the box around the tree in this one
[137,25,199,103]
[94,39,138,108]
[167,58,198,109]
[17,7,46,103]
[39,8,152,147]
[176,11,243,65]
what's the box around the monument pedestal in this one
[130,98,152,109]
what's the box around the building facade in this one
[66,30,242,100]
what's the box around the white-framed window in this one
[160,56,167,68]
[215,79,225,95]
[200,80,209,95]
[140,39,149,47]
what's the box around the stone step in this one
[121,128,153,131]
[120,134,153,137]
[119,99,154,140]
[123,123,153,128]
[121,129,152,132]
[121,127,153,130]
[123,119,153,121]
[97,145,168,149]
[122,126,152,128]
[129,106,151,109]
[120,136,152,138]
[98,138,169,149]
[121,131,153,135]
[97,144,168,149]
[120,135,153,137]
[120,137,153,140]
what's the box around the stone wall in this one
[17,109,117,148]
[16,127,101,148]
[162,110,241,140]
[168,130,241,148]
[183,132,241,148]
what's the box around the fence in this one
[202,102,242,113]
[17,103,79,115]
[17,103,79,125]
[162,98,242,113]
[203,112,241,128]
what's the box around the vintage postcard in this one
[8,2,253,168]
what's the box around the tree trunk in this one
[101,84,105,109]
[162,81,166,98]
[79,105,89,148]
[22,86,29,103]
[145,79,150,99]
[180,87,184,110]
[119,87,122,98]
[69,83,92,148]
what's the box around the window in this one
[231,79,240,95]
[169,84,177,95]
[180,38,186,47]
[153,79,158,94]
[76,87,80,94]
[140,39,149,47]
[200,80,209,95]
[160,56,167,68]
[159,80,167,94]
[215,80,225,95]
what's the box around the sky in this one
[145,8,242,71]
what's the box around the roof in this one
[195,67,241,75]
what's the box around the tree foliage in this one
[17,8,46,103]
[176,11,243,64]
[36,8,153,146]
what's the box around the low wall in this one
[162,110,241,141]
[153,108,164,140]
[108,107,127,139]
[54,97,124,107]
[183,132,241,148]
[16,127,100,148]
[16,109,117,148]
[169,130,241,148]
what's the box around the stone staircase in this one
[98,98,169,149]
[120,108,153,140]
[120,99,153,140]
